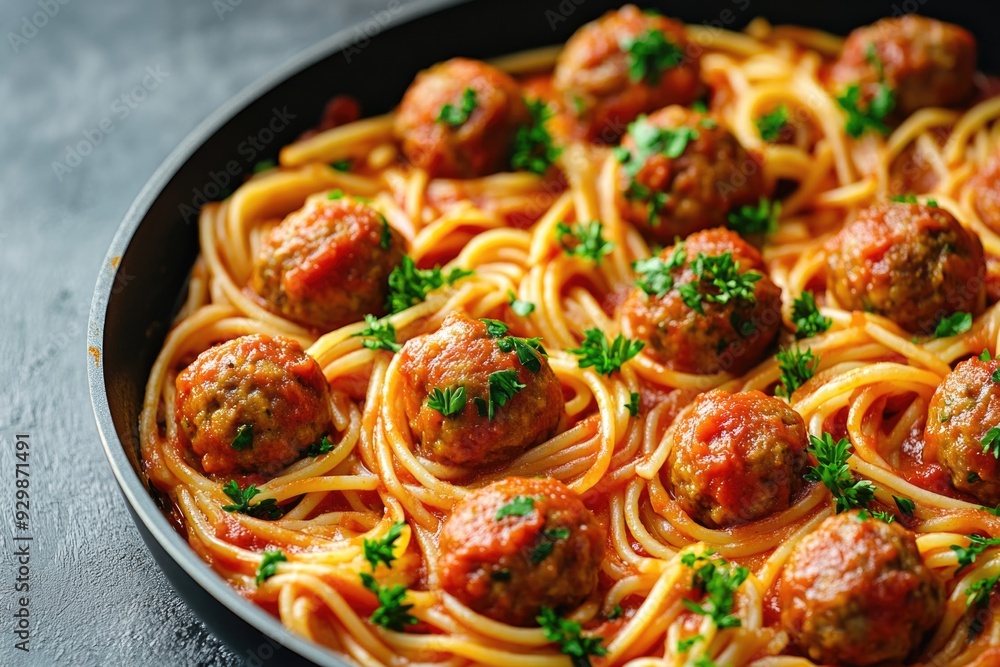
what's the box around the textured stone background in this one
[0,1,415,665]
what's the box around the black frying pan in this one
[87,0,1000,664]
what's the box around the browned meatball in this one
[621,228,783,375]
[396,312,563,468]
[831,15,977,117]
[666,390,809,528]
[438,477,605,626]
[554,5,701,142]
[394,58,529,178]
[972,153,1000,234]
[925,357,1000,504]
[252,195,405,331]
[825,202,985,334]
[174,334,331,476]
[780,511,944,665]
[614,106,767,244]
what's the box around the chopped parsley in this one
[508,290,536,317]
[633,244,686,298]
[616,117,698,179]
[495,495,536,520]
[360,573,418,631]
[379,214,393,250]
[791,291,832,339]
[386,256,472,314]
[482,318,510,338]
[837,83,895,138]
[532,527,571,563]
[437,87,478,127]
[327,188,345,200]
[870,510,895,524]
[331,159,352,172]
[952,535,1000,573]
[677,634,704,652]
[255,549,286,586]
[352,314,401,353]
[497,335,546,373]
[624,180,670,225]
[890,193,938,207]
[230,423,253,451]
[893,495,915,517]
[756,105,789,142]
[775,346,818,399]
[982,427,1000,458]
[426,386,466,418]
[681,551,749,629]
[568,329,644,376]
[621,28,683,85]
[511,99,561,175]
[626,392,640,417]
[805,433,875,512]
[221,481,281,519]
[935,312,972,338]
[992,368,1000,384]
[555,220,614,263]
[982,349,993,361]
[253,159,276,174]
[474,369,526,421]
[728,197,780,236]
[537,607,608,667]
[363,522,405,571]
[305,436,335,457]
[607,605,623,621]
[677,252,762,315]
[967,574,1000,608]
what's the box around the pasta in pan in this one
[141,6,1000,666]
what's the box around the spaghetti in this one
[141,7,1000,666]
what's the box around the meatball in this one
[971,153,1000,234]
[438,476,605,626]
[665,390,809,528]
[174,334,332,476]
[925,357,1000,504]
[554,5,700,142]
[831,15,977,118]
[394,58,529,178]
[252,195,405,331]
[780,511,944,665]
[396,312,563,468]
[621,228,783,375]
[824,202,985,334]
[614,106,767,244]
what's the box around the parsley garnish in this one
[511,99,561,175]
[805,433,875,512]
[728,197,780,236]
[967,574,1000,608]
[352,314,402,353]
[626,392,640,417]
[680,551,749,629]
[568,329,644,376]
[378,214,393,250]
[870,510,895,523]
[756,105,788,142]
[624,180,670,225]
[495,495,536,520]
[676,252,761,314]
[474,369,526,421]
[992,368,1000,384]
[508,290,536,316]
[363,522,405,571]
[633,244,686,298]
[531,527,571,564]
[482,318,509,338]
[230,423,253,451]
[497,335,546,373]
[981,349,993,361]
[386,256,472,314]
[360,573,418,631]
[328,189,345,200]
[305,436,335,457]
[617,117,698,178]
[426,386,466,418]
[935,312,972,338]
[537,607,608,667]
[893,495,915,517]
[221,481,281,519]
[608,605,623,621]
[331,159,352,172]
[677,634,704,652]
[255,549,286,586]
[621,28,683,85]
[792,291,832,339]
[837,83,895,138]
[253,159,276,174]
[982,427,1000,458]
[437,87,478,127]
[556,220,614,263]
[775,346,817,398]
[952,535,1000,573]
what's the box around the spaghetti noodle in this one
[140,7,1000,666]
